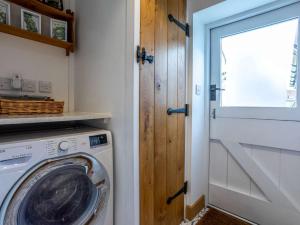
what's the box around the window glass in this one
[220,18,299,107]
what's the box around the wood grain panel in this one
[0,23,72,50]
[140,0,156,224]
[176,0,186,223]
[166,0,179,224]
[140,0,186,224]
[154,0,168,224]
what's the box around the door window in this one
[210,2,300,120]
[220,19,298,108]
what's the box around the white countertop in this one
[0,112,112,125]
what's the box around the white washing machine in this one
[0,126,113,225]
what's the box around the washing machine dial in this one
[58,141,70,152]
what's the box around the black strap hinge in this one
[168,14,190,37]
[167,181,188,205]
[167,104,189,117]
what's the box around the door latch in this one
[167,104,189,116]
[210,84,225,101]
[137,46,154,64]
[167,181,188,205]
[212,108,216,119]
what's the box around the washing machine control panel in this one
[0,130,111,168]
[89,134,108,148]
[58,141,70,152]
[0,145,33,167]
[46,138,77,157]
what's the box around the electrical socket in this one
[0,77,12,90]
[12,74,22,90]
[39,81,52,93]
[22,79,36,92]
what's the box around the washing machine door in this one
[1,154,110,225]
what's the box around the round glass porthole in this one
[2,155,110,225]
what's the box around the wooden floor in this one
[197,208,251,225]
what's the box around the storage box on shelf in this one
[0,98,64,115]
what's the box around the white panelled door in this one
[209,2,300,225]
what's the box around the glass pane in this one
[17,166,97,225]
[220,18,299,107]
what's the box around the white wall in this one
[187,0,224,19]
[0,0,73,112]
[0,0,138,224]
[74,1,137,225]
[185,0,224,206]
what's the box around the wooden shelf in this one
[1,0,75,55]
[0,112,112,125]
[0,23,73,54]
[8,0,74,21]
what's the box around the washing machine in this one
[0,126,113,225]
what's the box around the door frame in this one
[126,0,141,225]
[204,0,300,209]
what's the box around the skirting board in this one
[186,195,205,220]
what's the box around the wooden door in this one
[139,0,187,225]
[209,2,300,225]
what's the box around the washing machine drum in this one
[1,155,110,225]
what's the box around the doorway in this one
[139,0,187,224]
[209,2,300,224]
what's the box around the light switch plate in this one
[195,84,201,96]
[0,77,12,90]
[22,79,36,92]
[39,81,52,93]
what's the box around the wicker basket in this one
[0,99,64,115]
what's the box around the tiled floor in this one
[197,208,251,225]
